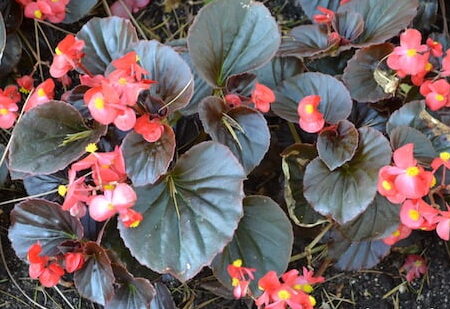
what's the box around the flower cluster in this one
[50,34,85,79]
[297,95,325,133]
[27,242,84,287]
[58,143,143,228]
[0,86,21,129]
[378,144,450,244]
[81,51,156,132]
[224,82,276,113]
[387,29,450,111]
[227,259,324,309]
[16,0,69,23]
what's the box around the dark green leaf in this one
[304,127,392,224]
[254,56,303,90]
[0,144,8,186]
[225,73,257,98]
[338,0,419,47]
[280,25,333,58]
[106,264,155,309]
[281,144,326,227]
[119,142,245,281]
[389,126,437,163]
[0,1,22,32]
[317,120,359,171]
[387,101,450,153]
[0,33,21,78]
[348,103,387,133]
[307,50,354,76]
[74,242,115,306]
[130,40,194,114]
[187,0,280,87]
[343,43,395,103]
[273,72,352,124]
[333,11,364,42]
[150,283,176,309]
[339,194,400,242]
[199,97,270,174]
[122,125,175,186]
[63,0,97,24]
[8,199,83,259]
[211,196,293,295]
[413,0,438,32]
[0,13,6,61]
[77,17,139,75]
[9,101,106,175]
[23,171,67,202]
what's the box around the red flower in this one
[17,75,34,94]
[281,267,324,293]
[134,115,165,143]
[313,6,335,24]
[226,259,256,299]
[340,0,351,4]
[442,49,450,76]
[60,169,91,218]
[26,78,55,111]
[225,94,242,108]
[0,85,21,103]
[297,95,325,133]
[411,59,433,86]
[387,29,429,76]
[435,209,450,241]
[400,199,438,229]
[0,96,18,129]
[50,34,85,78]
[401,255,427,282]
[27,243,65,288]
[251,83,275,113]
[119,208,143,228]
[426,38,443,57]
[110,0,150,19]
[431,152,450,171]
[419,79,450,111]
[64,252,85,273]
[22,0,69,23]
[383,224,412,245]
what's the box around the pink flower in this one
[50,34,85,78]
[26,78,55,111]
[225,94,242,108]
[64,252,85,273]
[383,224,412,245]
[281,267,324,293]
[22,0,69,23]
[387,29,429,76]
[250,83,275,113]
[419,79,450,111]
[0,97,18,129]
[426,38,443,57]
[435,209,450,241]
[297,95,325,133]
[17,75,34,94]
[442,49,450,76]
[401,255,427,282]
[59,169,91,218]
[27,243,65,288]
[400,199,438,229]
[411,60,433,86]
[226,259,256,299]
[431,152,450,171]
[134,115,165,143]
[110,0,150,19]
[119,208,143,228]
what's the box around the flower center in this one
[94,97,105,109]
[129,219,141,228]
[58,185,67,197]
[425,62,433,71]
[232,259,243,267]
[408,209,420,221]
[107,203,115,210]
[55,47,62,55]
[34,10,43,19]
[37,88,46,97]
[382,180,392,191]
[440,152,450,161]
[277,290,291,300]
[406,166,420,177]
[118,78,127,85]
[430,176,436,188]
[231,278,240,287]
[304,104,315,114]
[392,229,401,237]
[436,94,445,101]
[406,49,417,57]
[294,283,313,293]
[0,108,8,115]
[85,143,98,153]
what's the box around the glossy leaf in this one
[187,0,280,87]
[211,196,293,295]
[8,199,83,259]
[348,103,387,134]
[317,120,359,171]
[63,0,97,24]
[106,264,155,309]
[328,234,390,271]
[304,127,392,224]
[0,13,6,61]
[77,17,139,75]
[150,283,176,309]
[339,194,400,242]
[281,144,326,227]
[225,73,257,98]
[254,56,303,89]
[338,0,419,47]
[74,242,115,306]
[387,101,450,153]
[23,170,67,202]
[9,101,106,175]
[296,0,340,19]
[119,142,245,281]
[199,97,270,174]
[413,0,438,32]
[343,43,395,103]
[0,144,7,186]
[130,40,194,114]
[280,25,333,58]
[333,11,364,42]
[0,33,21,78]
[273,72,352,124]
[122,126,175,186]
[389,126,437,163]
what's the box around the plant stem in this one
[287,122,301,144]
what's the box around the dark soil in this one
[1,0,450,309]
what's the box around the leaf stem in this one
[0,189,59,206]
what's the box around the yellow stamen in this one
[425,62,433,71]
[431,176,437,188]
[406,49,417,57]
[58,185,67,197]
[118,78,127,85]
[94,97,105,109]
[440,152,450,161]
[55,47,62,55]
[85,143,98,153]
[34,10,42,19]
[309,296,317,306]
[129,220,141,228]
[103,184,115,191]
[19,87,30,94]
[408,209,420,221]
[0,108,8,116]
[107,203,115,211]
[232,259,242,267]
[232,278,240,287]
[406,166,420,177]
[304,104,314,114]
[392,230,401,237]
[135,55,140,62]
[37,88,46,97]
[277,290,291,300]
[436,94,445,102]
[382,180,392,191]
[294,284,313,293]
